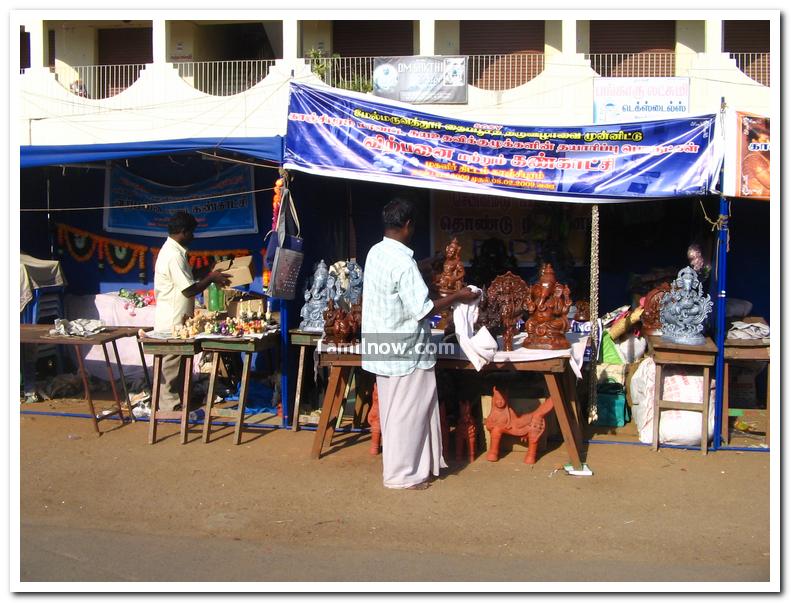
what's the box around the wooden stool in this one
[647,336,717,455]
[140,337,200,445]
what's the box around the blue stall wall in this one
[20,163,770,325]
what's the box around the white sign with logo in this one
[593,77,690,123]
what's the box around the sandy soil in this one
[18,396,772,586]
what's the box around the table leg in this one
[722,361,730,445]
[766,364,770,447]
[180,356,193,445]
[562,365,583,444]
[74,346,101,436]
[651,363,663,451]
[544,372,583,470]
[291,345,307,431]
[137,339,152,393]
[310,365,346,459]
[101,343,124,423]
[233,353,253,446]
[701,366,710,455]
[148,355,163,444]
[111,340,135,422]
[203,352,221,443]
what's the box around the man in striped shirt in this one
[362,197,479,490]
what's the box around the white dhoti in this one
[375,367,447,489]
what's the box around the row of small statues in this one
[322,298,362,344]
[299,258,363,332]
[368,383,554,465]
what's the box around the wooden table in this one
[289,329,322,431]
[201,332,280,445]
[20,324,151,434]
[722,338,770,446]
[139,337,201,444]
[310,352,585,471]
[646,335,717,454]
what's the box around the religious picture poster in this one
[103,164,258,237]
[284,82,723,205]
[431,191,590,267]
[736,112,770,200]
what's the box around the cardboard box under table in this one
[311,340,586,471]
[200,332,280,445]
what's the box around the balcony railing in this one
[729,52,770,87]
[41,51,770,101]
[56,63,147,99]
[585,52,677,78]
[175,60,277,96]
[307,54,546,93]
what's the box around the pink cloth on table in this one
[65,293,196,381]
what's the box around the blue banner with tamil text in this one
[103,164,258,238]
[284,83,722,203]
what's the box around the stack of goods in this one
[298,258,363,332]
[172,311,277,339]
[118,288,156,312]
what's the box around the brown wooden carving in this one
[524,263,572,350]
[641,282,671,336]
[574,301,590,322]
[477,271,530,351]
[454,400,477,463]
[323,299,359,344]
[435,238,466,330]
[368,382,381,455]
[484,385,555,465]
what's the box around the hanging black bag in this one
[265,185,304,300]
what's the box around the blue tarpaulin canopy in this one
[20,136,284,168]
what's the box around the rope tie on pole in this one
[587,204,600,424]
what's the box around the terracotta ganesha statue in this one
[524,263,572,350]
[484,385,555,465]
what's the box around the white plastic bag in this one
[630,356,715,445]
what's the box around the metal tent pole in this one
[711,194,730,450]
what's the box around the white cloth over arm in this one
[452,285,497,371]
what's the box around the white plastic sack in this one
[615,333,647,364]
[630,356,715,446]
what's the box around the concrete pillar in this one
[27,19,45,69]
[561,19,577,54]
[420,19,435,55]
[152,19,168,64]
[283,18,299,60]
[705,19,723,53]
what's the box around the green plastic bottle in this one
[208,282,219,311]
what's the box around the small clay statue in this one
[574,301,590,322]
[524,263,572,350]
[346,260,364,306]
[299,259,331,331]
[454,400,477,463]
[368,383,381,455]
[484,386,555,465]
[435,238,467,329]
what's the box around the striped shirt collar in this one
[381,236,414,258]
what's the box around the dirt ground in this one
[18,394,773,588]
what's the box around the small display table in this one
[200,332,280,445]
[288,329,322,431]
[311,351,585,471]
[139,337,201,445]
[20,324,151,435]
[722,338,770,446]
[646,335,717,454]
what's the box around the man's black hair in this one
[382,197,415,229]
[168,211,198,235]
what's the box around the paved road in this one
[20,523,769,584]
